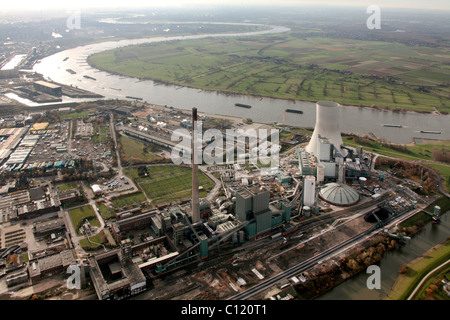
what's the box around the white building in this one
[91,184,102,194]
[303,175,316,206]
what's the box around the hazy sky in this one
[1,0,449,11]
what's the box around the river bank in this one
[295,234,401,300]
[385,238,450,300]
[87,56,441,116]
[315,196,450,300]
[33,25,450,144]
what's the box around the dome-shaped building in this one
[319,183,359,207]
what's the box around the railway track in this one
[229,204,417,300]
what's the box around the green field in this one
[57,182,79,192]
[79,231,107,251]
[343,136,450,162]
[88,35,450,112]
[92,125,109,143]
[123,165,215,204]
[110,192,147,209]
[96,202,117,219]
[68,205,100,236]
[119,134,163,163]
[60,110,91,120]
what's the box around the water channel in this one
[319,211,449,300]
[32,23,449,144]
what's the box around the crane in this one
[382,229,411,243]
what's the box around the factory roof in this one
[34,80,61,89]
[33,218,65,234]
[319,183,359,206]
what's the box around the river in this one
[318,211,450,300]
[33,23,449,144]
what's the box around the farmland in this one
[88,34,450,113]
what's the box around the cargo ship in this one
[235,103,252,109]
[382,124,403,128]
[83,75,96,81]
[285,109,303,114]
[420,130,441,134]
[126,96,143,100]
[66,69,76,74]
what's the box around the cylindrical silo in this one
[359,177,367,186]
[303,175,316,206]
[303,206,311,217]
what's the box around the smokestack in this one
[191,107,200,223]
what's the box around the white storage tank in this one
[303,206,311,217]
[303,175,316,206]
[359,177,367,186]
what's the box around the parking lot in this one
[25,121,72,165]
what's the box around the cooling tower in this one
[306,101,348,158]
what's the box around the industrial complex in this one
[0,8,447,303]
[0,95,442,302]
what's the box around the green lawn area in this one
[92,125,109,143]
[60,110,91,120]
[386,238,450,300]
[57,182,79,192]
[399,196,450,230]
[119,134,163,163]
[424,162,450,192]
[343,135,450,162]
[79,231,107,251]
[96,202,117,219]
[123,165,215,204]
[110,192,147,209]
[68,205,100,236]
[290,127,313,136]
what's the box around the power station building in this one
[296,101,364,207]
[235,186,291,238]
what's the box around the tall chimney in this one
[191,107,200,223]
